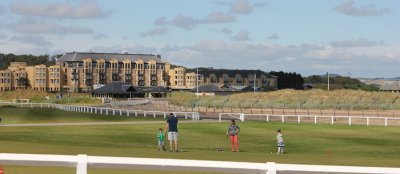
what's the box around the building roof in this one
[230,85,259,92]
[58,52,163,63]
[92,82,144,94]
[186,68,275,78]
[380,81,400,91]
[190,84,258,92]
[139,86,171,93]
[190,84,225,92]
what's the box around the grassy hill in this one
[0,89,101,104]
[169,89,400,110]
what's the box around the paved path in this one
[0,120,221,127]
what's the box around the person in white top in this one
[277,129,285,154]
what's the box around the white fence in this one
[0,153,400,174]
[219,113,400,126]
[0,102,200,120]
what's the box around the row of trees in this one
[0,53,61,70]
[268,71,304,90]
[266,72,378,92]
[304,75,379,91]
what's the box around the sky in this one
[0,0,399,78]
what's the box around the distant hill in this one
[319,73,342,78]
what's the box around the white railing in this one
[219,113,400,127]
[0,153,399,174]
[111,99,151,107]
[218,113,244,122]
[0,102,200,121]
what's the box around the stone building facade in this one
[0,52,277,92]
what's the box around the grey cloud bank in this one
[335,0,390,16]
[11,0,112,19]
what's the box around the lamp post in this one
[327,72,330,91]
[254,73,256,93]
[196,68,199,99]
[196,68,204,99]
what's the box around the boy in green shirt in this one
[157,128,165,151]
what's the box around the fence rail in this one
[219,113,400,127]
[0,102,200,120]
[0,153,400,174]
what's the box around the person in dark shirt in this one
[166,113,179,152]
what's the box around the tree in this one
[268,71,304,90]
[17,77,30,89]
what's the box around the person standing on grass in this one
[157,128,165,151]
[166,113,179,152]
[226,119,240,152]
[277,129,285,154]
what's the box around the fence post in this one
[120,110,122,116]
[113,109,115,116]
[331,116,334,125]
[281,115,284,123]
[349,117,352,125]
[127,110,129,117]
[297,115,300,123]
[367,117,369,126]
[314,116,317,124]
[164,112,166,119]
[385,118,387,127]
[76,154,87,174]
[266,114,269,122]
[266,162,276,174]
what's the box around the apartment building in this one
[0,69,12,91]
[168,67,277,90]
[0,52,277,93]
[58,52,169,92]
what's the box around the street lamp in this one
[196,68,204,99]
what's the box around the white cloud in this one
[217,0,265,14]
[11,35,54,47]
[335,0,390,16]
[230,0,252,14]
[10,18,93,34]
[92,33,108,40]
[11,0,112,19]
[154,12,235,30]
[232,30,249,41]
[140,28,168,37]
[0,6,4,15]
[253,2,267,8]
[268,33,279,40]
[330,38,383,47]
[220,27,233,34]
[0,34,7,40]
[90,44,158,54]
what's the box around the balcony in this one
[151,80,157,86]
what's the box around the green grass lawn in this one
[0,107,164,124]
[0,108,400,173]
